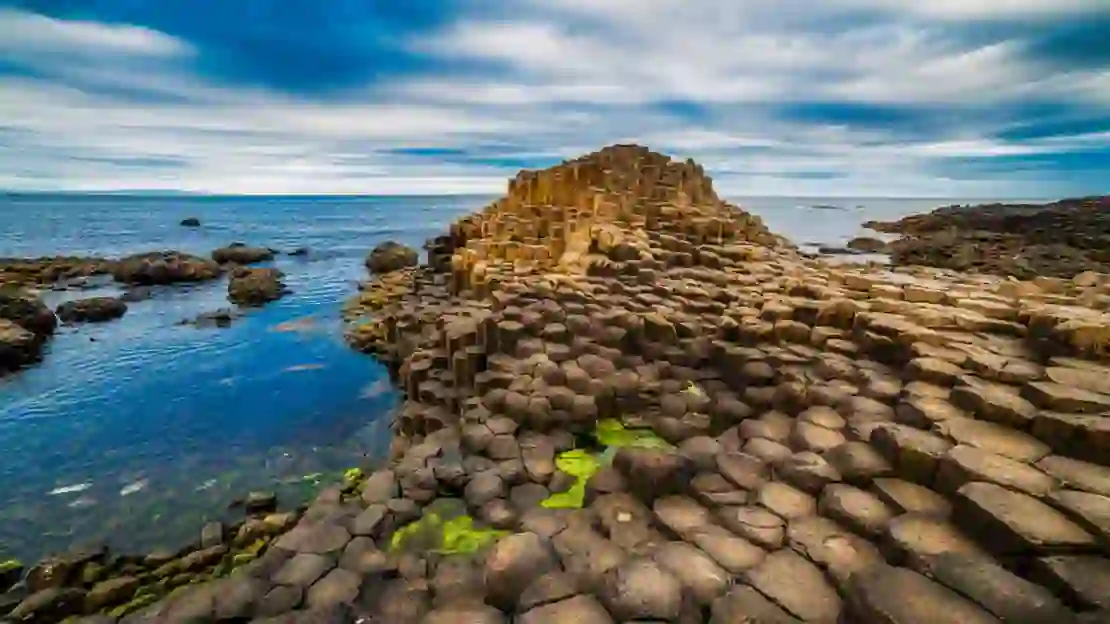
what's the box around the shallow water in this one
[0,194,487,563]
[0,192,1041,564]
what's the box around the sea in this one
[0,193,1049,564]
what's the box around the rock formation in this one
[56,297,128,324]
[867,196,1110,278]
[9,145,1110,622]
[112,251,223,285]
[366,241,418,275]
[228,267,288,307]
[212,244,276,266]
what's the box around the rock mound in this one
[56,297,128,323]
[366,241,418,275]
[112,251,223,285]
[0,256,114,287]
[212,244,275,265]
[228,267,288,306]
[0,318,42,372]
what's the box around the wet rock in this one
[366,241,418,275]
[228,266,288,306]
[0,319,42,372]
[56,296,127,323]
[180,217,201,227]
[113,250,222,285]
[9,587,86,622]
[212,244,275,265]
[0,291,56,340]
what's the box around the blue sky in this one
[1,0,1108,197]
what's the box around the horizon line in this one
[0,190,1065,201]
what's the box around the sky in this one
[0,0,1108,197]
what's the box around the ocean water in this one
[0,193,1042,564]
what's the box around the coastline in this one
[3,147,1110,622]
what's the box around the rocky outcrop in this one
[227,267,288,307]
[866,196,1110,278]
[11,146,1110,623]
[366,241,418,275]
[0,291,57,375]
[0,291,57,339]
[212,244,276,265]
[0,257,114,288]
[0,319,41,372]
[179,217,201,227]
[112,251,223,285]
[846,236,889,253]
[56,297,128,324]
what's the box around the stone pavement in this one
[16,145,1110,623]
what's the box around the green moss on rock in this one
[389,513,507,555]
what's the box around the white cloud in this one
[0,4,1107,196]
[0,8,190,58]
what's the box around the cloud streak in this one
[0,2,1107,196]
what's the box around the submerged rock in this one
[56,296,128,323]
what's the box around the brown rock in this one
[652,541,730,605]
[954,481,1096,555]
[710,585,801,623]
[599,557,684,621]
[517,595,614,624]
[936,445,1057,497]
[843,564,1002,624]
[743,549,842,621]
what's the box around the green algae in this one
[343,467,363,487]
[540,419,673,509]
[0,558,21,574]
[389,512,507,556]
[593,419,672,450]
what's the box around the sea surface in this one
[0,193,1047,564]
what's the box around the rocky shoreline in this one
[6,144,1110,622]
[0,244,296,376]
[866,195,1110,279]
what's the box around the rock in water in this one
[56,296,128,323]
[0,290,57,338]
[366,241,418,275]
[180,217,201,227]
[0,319,41,372]
[211,244,275,265]
[112,251,223,285]
[228,267,288,306]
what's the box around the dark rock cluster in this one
[866,196,1110,278]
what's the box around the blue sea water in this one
[0,193,1044,564]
